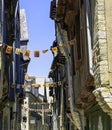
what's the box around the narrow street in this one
[0,0,112,130]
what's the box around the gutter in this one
[85,0,93,76]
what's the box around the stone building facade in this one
[0,1,29,130]
[49,0,112,130]
[93,0,112,117]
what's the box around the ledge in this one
[93,87,112,118]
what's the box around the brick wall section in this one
[93,0,109,88]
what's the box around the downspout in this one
[0,0,4,129]
[85,0,93,76]
[0,0,4,98]
[56,22,82,130]
[13,0,18,86]
[12,1,19,130]
[1,0,4,42]
[60,81,64,130]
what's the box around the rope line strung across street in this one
[10,81,62,89]
[22,106,52,113]
[0,38,75,57]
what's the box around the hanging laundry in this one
[34,50,40,57]
[53,82,57,87]
[42,49,48,53]
[15,48,21,55]
[59,43,66,47]
[11,83,16,88]
[69,39,75,45]
[57,81,62,86]
[24,50,30,57]
[32,84,41,88]
[51,46,58,53]
[22,84,26,88]
[6,45,13,54]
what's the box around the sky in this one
[20,0,55,78]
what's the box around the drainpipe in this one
[12,1,19,130]
[60,83,64,130]
[0,1,4,129]
[13,0,18,85]
[85,0,93,76]
[0,0,4,99]
[42,104,45,125]
[1,0,4,42]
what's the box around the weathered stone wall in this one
[92,0,112,118]
[92,0,109,87]
[105,0,112,86]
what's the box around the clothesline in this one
[0,39,75,57]
[11,80,62,88]
[23,106,52,113]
